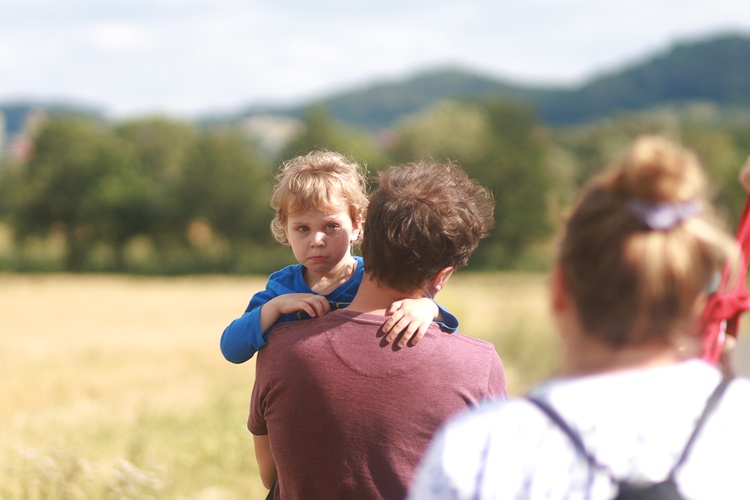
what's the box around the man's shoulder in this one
[267,309,353,338]
[425,330,502,370]
[436,331,498,353]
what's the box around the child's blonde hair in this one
[270,150,369,245]
[559,135,740,347]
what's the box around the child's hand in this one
[260,293,331,332]
[270,293,331,318]
[382,298,439,348]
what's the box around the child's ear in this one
[350,217,363,242]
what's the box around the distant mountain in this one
[536,33,750,124]
[3,32,749,137]
[0,102,102,138]
[219,68,555,130]
[222,32,750,129]
[309,69,555,130]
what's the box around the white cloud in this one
[0,0,748,117]
[87,23,154,52]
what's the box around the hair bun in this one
[616,135,706,203]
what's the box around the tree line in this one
[1,98,749,274]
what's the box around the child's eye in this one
[326,224,339,231]
[295,226,309,233]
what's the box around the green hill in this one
[4,32,750,134]
[0,101,102,137]
[227,32,750,129]
[311,68,554,129]
[537,33,750,124]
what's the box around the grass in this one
[0,271,560,498]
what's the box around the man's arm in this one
[253,434,277,490]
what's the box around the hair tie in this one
[627,199,700,230]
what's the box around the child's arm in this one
[382,298,459,348]
[220,291,330,364]
[258,293,331,332]
[221,286,277,364]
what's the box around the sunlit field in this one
[0,272,560,498]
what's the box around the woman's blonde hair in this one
[559,135,740,347]
[270,150,369,245]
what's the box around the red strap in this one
[700,196,750,363]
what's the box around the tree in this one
[468,99,552,264]
[278,105,388,171]
[179,129,272,270]
[680,122,747,227]
[391,98,553,266]
[389,100,491,165]
[0,161,23,220]
[11,117,130,270]
[549,107,750,230]
[114,118,197,248]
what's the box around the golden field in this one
[0,272,560,499]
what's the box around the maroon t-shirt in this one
[249,309,506,499]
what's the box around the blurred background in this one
[1,0,750,274]
[2,1,750,498]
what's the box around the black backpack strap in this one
[669,375,734,475]
[525,396,599,470]
[526,375,735,484]
[526,396,602,500]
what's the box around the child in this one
[220,150,458,364]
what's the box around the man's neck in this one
[346,274,422,315]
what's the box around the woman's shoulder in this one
[716,374,750,418]
[439,396,554,446]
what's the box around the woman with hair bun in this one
[409,136,750,500]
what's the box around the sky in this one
[1,0,749,120]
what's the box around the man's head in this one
[361,160,494,294]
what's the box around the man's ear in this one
[432,267,455,294]
[550,264,568,314]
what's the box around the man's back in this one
[249,309,506,500]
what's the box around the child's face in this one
[285,206,361,277]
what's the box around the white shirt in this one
[409,360,750,500]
